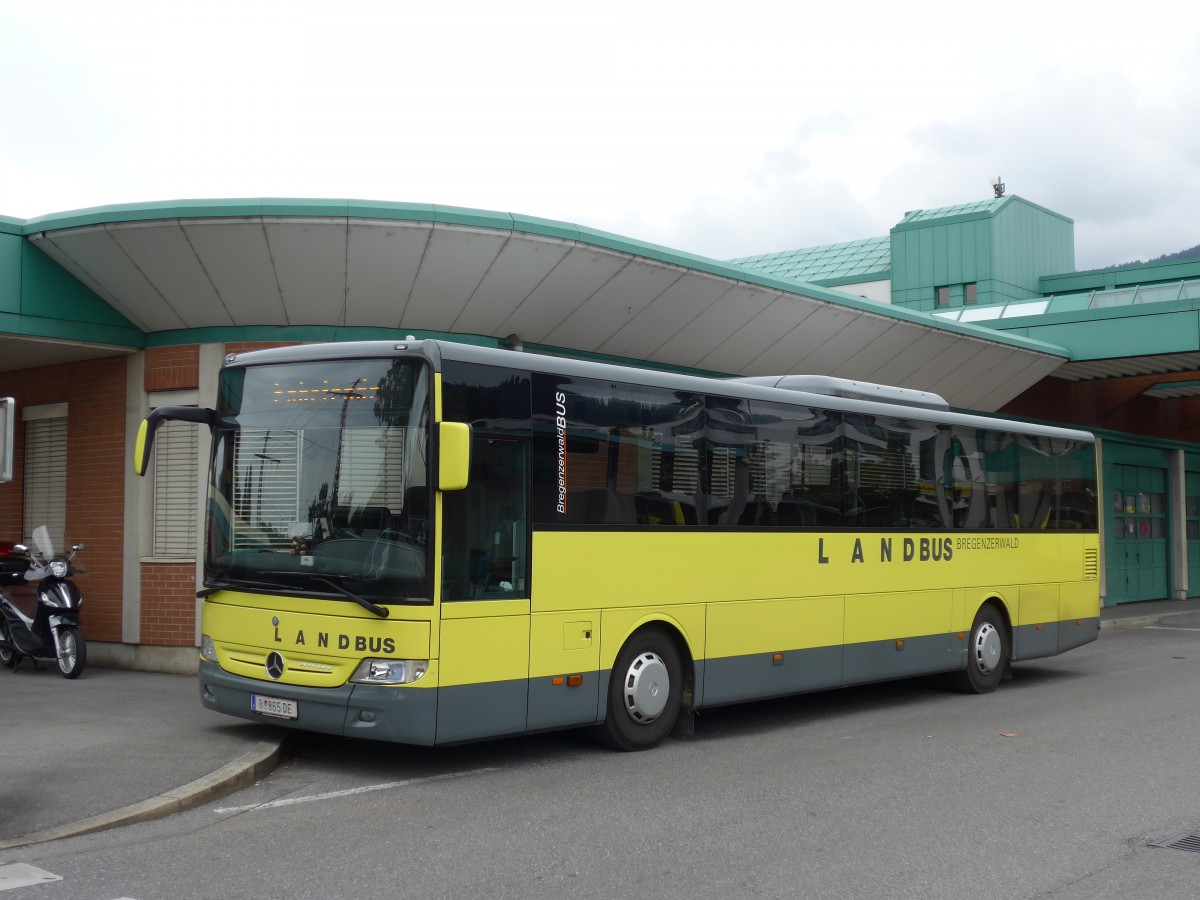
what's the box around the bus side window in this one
[442,438,528,600]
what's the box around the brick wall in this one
[224,341,299,355]
[139,563,198,646]
[0,355,126,643]
[144,345,199,391]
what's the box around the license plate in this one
[251,693,298,720]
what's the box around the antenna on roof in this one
[990,176,1006,199]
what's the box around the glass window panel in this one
[442,362,531,435]
[1150,492,1165,515]
[1151,519,1165,539]
[1133,283,1182,304]
[1001,300,1049,318]
[153,418,199,557]
[705,397,758,526]
[843,412,940,528]
[22,415,68,552]
[1188,520,1199,541]
[1189,495,1200,518]
[533,373,702,526]
[208,358,431,602]
[748,401,842,526]
[1090,289,1135,308]
[442,439,527,601]
[1114,517,1125,538]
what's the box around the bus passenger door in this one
[437,438,531,743]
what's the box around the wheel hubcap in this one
[622,651,669,723]
[971,622,1002,675]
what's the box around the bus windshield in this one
[205,358,431,603]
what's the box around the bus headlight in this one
[350,659,428,685]
[200,634,218,662]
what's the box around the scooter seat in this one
[2,582,38,619]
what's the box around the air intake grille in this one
[1083,549,1099,580]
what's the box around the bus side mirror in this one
[439,422,471,491]
[133,406,216,477]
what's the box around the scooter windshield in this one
[205,358,432,604]
[31,525,54,559]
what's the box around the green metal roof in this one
[728,235,890,284]
[899,197,1008,224]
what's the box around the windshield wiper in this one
[197,576,292,598]
[313,575,390,618]
[199,572,390,618]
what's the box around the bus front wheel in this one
[594,628,682,751]
[950,604,1009,694]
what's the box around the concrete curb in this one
[0,739,283,851]
[1101,612,1199,632]
[1102,615,1166,631]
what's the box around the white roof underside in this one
[26,216,1068,411]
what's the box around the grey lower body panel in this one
[526,672,600,733]
[702,646,843,707]
[702,634,960,708]
[1013,617,1100,662]
[198,661,437,745]
[1012,623,1059,661]
[436,679,528,743]
[1058,617,1100,653]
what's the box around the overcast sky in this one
[2,1,1197,271]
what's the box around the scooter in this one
[0,526,87,678]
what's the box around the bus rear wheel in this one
[950,604,1009,694]
[593,628,682,751]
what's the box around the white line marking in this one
[1145,625,1200,632]
[0,863,62,892]
[214,766,500,814]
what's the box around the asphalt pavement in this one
[1,597,1198,851]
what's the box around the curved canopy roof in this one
[1,199,1072,411]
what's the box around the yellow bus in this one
[135,340,1099,750]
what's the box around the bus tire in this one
[593,628,682,751]
[950,604,1009,694]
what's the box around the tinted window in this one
[843,413,941,528]
[747,401,841,526]
[533,374,701,525]
[442,362,531,436]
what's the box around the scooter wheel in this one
[57,625,86,679]
[0,620,15,669]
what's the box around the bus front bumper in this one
[198,660,437,745]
